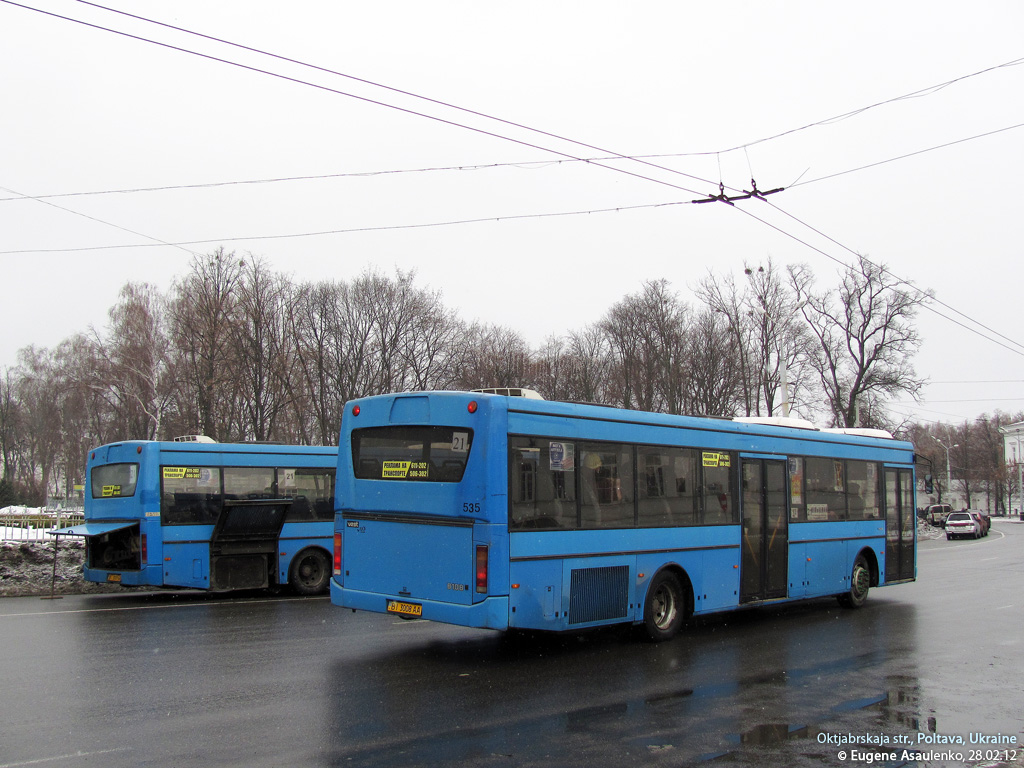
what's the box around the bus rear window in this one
[352,426,473,482]
[91,463,139,498]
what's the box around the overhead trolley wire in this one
[3,1,1021,210]
[0,200,692,254]
[0,0,710,199]
[5,0,1024,365]
[790,121,1024,189]
[682,55,1024,157]
[0,183,202,257]
[3,116,1022,205]
[729,203,1024,361]
[761,199,1024,356]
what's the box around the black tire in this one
[837,555,871,608]
[289,548,330,595]
[642,571,686,641]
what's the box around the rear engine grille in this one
[568,565,629,624]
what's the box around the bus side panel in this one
[788,541,807,597]
[277,521,332,585]
[694,544,743,612]
[791,521,885,598]
[509,559,564,630]
[161,527,213,589]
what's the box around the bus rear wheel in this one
[643,571,685,641]
[837,555,870,609]
[289,548,330,595]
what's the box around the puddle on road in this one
[699,679,924,764]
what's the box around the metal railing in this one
[0,510,85,542]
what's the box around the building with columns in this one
[998,422,1024,517]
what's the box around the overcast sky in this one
[2,1,1023,428]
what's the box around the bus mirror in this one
[924,474,934,494]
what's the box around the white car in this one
[945,511,981,540]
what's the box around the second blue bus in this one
[63,438,337,594]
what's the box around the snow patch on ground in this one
[0,540,130,597]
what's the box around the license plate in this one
[386,600,422,617]
[106,573,122,583]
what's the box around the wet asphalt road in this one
[1,520,1022,768]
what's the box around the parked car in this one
[945,511,981,539]
[968,510,990,536]
[926,503,952,527]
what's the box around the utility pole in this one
[932,436,958,506]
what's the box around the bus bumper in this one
[83,564,163,587]
[332,578,509,631]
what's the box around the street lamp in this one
[932,436,958,505]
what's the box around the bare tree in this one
[697,258,812,417]
[458,324,533,390]
[13,347,62,504]
[696,270,755,415]
[789,254,929,429]
[86,282,174,440]
[231,257,295,442]
[167,249,244,439]
[0,367,22,484]
[564,325,615,405]
[601,279,689,413]
[683,307,744,416]
[287,281,345,445]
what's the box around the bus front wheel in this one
[289,548,330,595]
[643,571,685,642]
[837,555,871,609]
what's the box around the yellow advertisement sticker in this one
[381,461,430,479]
[702,452,731,468]
[162,467,202,480]
[382,461,410,479]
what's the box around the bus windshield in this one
[351,426,473,482]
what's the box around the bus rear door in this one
[740,457,789,602]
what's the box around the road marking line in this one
[0,595,327,619]
[0,747,130,767]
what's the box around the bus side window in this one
[161,467,223,525]
[283,468,336,521]
[579,443,633,529]
[805,457,846,521]
[638,446,699,527]
[846,460,880,520]
[701,456,736,525]
[225,467,275,502]
[509,437,576,530]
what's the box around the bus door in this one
[209,499,290,590]
[884,468,916,582]
[740,458,789,602]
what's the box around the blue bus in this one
[331,391,916,640]
[62,438,337,594]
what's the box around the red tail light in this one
[475,545,488,593]
[333,533,342,575]
[140,533,147,564]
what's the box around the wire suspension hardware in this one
[692,178,784,205]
